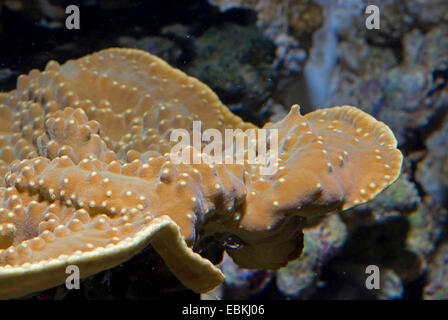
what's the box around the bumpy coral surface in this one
[0,48,402,299]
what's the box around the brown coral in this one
[0,48,402,299]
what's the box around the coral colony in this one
[0,48,402,298]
